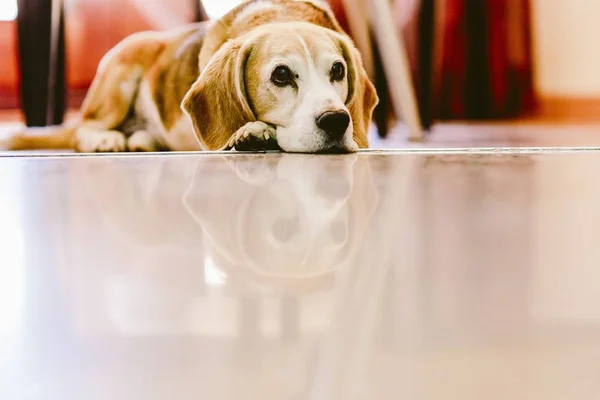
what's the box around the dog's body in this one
[4,0,377,153]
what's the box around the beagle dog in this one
[4,0,378,153]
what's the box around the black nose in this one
[316,110,350,140]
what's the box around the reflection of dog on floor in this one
[72,157,205,335]
[184,154,378,295]
[70,154,377,336]
[79,157,203,248]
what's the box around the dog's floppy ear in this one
[337,34,379,149]
[182,39,255,150]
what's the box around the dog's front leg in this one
[75,128,127,153]
[225,121,279,151]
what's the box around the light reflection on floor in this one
[0,164,24,336]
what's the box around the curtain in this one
[419,0,535,123]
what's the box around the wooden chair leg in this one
[369,0,423,141]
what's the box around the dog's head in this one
[182,22,378,153]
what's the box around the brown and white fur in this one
[3,0,378,153]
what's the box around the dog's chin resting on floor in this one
[3,0,378,154]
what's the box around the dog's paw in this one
[127,130,158,152]
[225,154,280,185]
[0,136,10,151]
[76,129,127,153]
[227,121,279,151]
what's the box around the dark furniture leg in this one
[417,0,435,130]
[372,32,390,139]
[193,0,209,22]
[16,0,66,127]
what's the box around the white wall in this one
[533,0,600,97]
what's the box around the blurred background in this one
[0,0,598,138]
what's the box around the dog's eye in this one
[271,65,293,86]
[331,62,345,82]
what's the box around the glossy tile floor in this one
[2,150,600,399]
